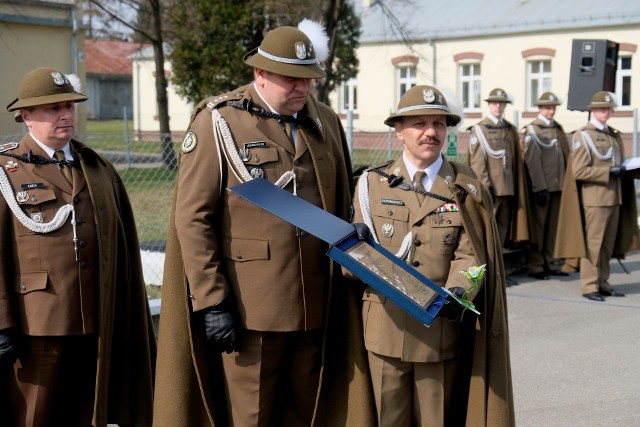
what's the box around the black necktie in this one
[54,150,72,185]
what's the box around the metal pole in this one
[512,110,519,129]
[124,107,132,169]
[347,109,354,158]
[633,108,638,158]
[387,127,393,161]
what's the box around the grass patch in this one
[146,284,162,299]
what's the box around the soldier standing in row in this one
[352,85,514,426]
[0,67,155,426]
[468,88,529,286]
[154,22,373,426]
[521,92,570,280]
[555,91,638,301]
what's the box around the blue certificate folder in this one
[229,178,450,326]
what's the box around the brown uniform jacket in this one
[0,136,156,426]
[521,118,569,193]
[353,157,478,362]
[356,158,515,425]
[468,117,530,243]
[153,86,374,426]
[555,124,639,260]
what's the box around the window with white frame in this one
[339,78,358,113]
[459,63,481,111]
[396,65,417,103]
[616,56,632,107]
[527,60,552,109]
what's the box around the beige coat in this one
[153,85,374,426]
[0,136,156,426]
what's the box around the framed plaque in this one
[229,178,457,326]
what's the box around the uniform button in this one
[78,240,86,248]
[414,239,422,246]
[412,260,420,267]
[387,211,393,216]
[236,254,243,260]
[80,261,87,269]
[447,219,452,224]
[415,220,423,227]
[296,182,301,190]
[75,218,83,225]
[73,197,79,205]
[31,197,38,202]
[20,284,26,291]
[294,160,301,167]
[299,230,307,236]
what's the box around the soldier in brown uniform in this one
[0,67,155,426]
[352,85,514,426]
[468,88,529,286]
[154,23,373,426]
[555,91,638,301]
[521,91,570,279]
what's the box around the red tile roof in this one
[84,39,149,75]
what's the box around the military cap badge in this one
[423,89,435,104]
[51,72,66,86]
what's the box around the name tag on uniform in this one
[21,182,44,190]
[245,141,267,149]
[381,198,404,206]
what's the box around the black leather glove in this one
[0,327,19,368]
[535,190,549,207]
[437,287,466,321]
[200,298,242,354]
[353,223,372,241]
[610,165,627,177]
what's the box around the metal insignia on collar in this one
[443,233,456,246]
[5,161,18,171]
[445,175,453,185]
[315,117,322,131]
[30,212,43,223]
[250,167,264,179]
[466,183,478,196]
[392,167,401,176]
[16,191,29,203]
[381,223,394,238]
[240,148,251,162]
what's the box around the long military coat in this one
[468,117,530,244]
[355,158,515,426]
[0,135,156,426]
[555,124,639,260]
[153,86,374,426]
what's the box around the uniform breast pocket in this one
[15,188,58,236]
[14,271,48,295]
[430,212,463,255]
[371,203,410,248]
[242,146,280,179]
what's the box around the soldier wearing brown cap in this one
[555,91,638,301]
[468,88,529,286]
[521,92,571,280]
[154,22,373,426]
[351,85,514,426]
[0,67,155,426]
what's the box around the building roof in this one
[84,39,149,75]
[358,0,640,43]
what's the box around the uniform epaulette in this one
[365,159,393,172]
[0,142,19,153]
[205,90,245,111]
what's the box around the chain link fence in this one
[0,127,471,296]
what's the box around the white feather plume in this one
[298,19,329,63]
[66,74,82,93]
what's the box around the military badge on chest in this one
[381,223,394,238]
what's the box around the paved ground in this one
[508,251,640,426]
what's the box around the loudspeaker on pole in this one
[567,39,619,111]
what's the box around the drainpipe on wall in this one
[430,38,436,85]
[71,6,78,75]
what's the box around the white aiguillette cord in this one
[0,166,79,260]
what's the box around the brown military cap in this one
[587,91,617,109]
[244,26,325,79]
[384,85,461,127]
[7,67,87,112]
[536,91,561,106]
[484,88,511,103]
